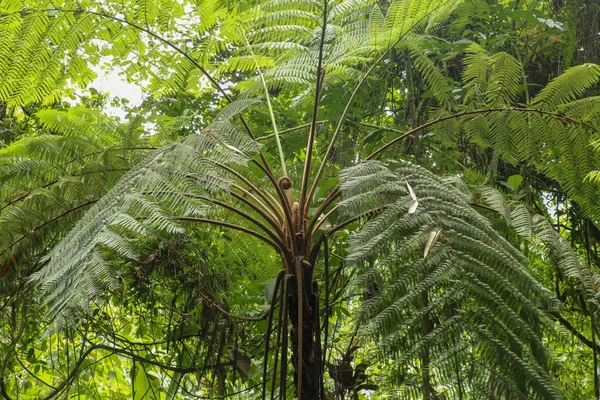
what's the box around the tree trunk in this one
[288,261,321,399]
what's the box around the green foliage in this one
[1,0,600,399]
[340,160,560,398]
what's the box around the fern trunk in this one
[288,264,321,400]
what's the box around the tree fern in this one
[4,0,600,398]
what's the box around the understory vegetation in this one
[2,0,600,398]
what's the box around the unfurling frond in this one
[340,160,561,399]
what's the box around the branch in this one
[305,1,454,212]
[549,311,600,352]
[299,0,328,213]
[0,199,98,258]
[366,107,593,161]
[198,291,266,321]
[170,216,288,257]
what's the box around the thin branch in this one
[170,216,287,256]
[255,122,325,141]
[366,107,594,161]
[0,199,98,258]
[549,311,600,352]
[198,291,266,321]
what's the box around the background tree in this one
[1,0,600,398]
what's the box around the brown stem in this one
[311,205,339,234]
[294,259,304,400]
[170,217,286,256]
[263,270,285,400]
[322,235,330,389]
[216,161,283,220]
[280,275,290,400]
[148,190,282,240]
[307,188,341,235]
[228,191,284,237]
[271,278,286,399]
[183,195,284,249]
[250,159,295,250]
[299,0,328,214]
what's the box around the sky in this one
[88,66,144,119]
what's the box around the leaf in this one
[507,174,523,193]
[406,181,418,214]
[423,228,442,259]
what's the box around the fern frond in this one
[475,185,600,312]
[462,44,490,104]
[410,45,453,109]
[488,52,523,105]
[340,160,561,398]
[532,63,600,110]
[26,114,262,316]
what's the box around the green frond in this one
[532,63,600,110]
[0,8,102,107]
[328,0,376,21]
[475,185,600,312]
[558,96,600,124]
[26,113,262,316]
[488,52,523,105]
[340,160,561,398]
[213,97,263,124]
[410,45,454,109]
[217,55,275,74]
[462,44,490,104]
